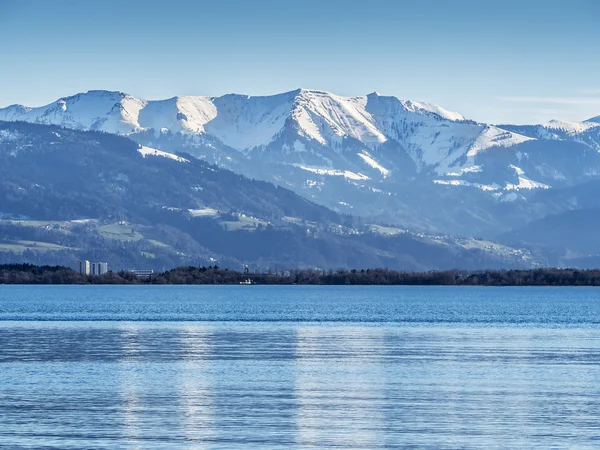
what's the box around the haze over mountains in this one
[1,88,600,269]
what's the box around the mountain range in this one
[0,121,530,271]
[1,88,599,268]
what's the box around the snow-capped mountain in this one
[1,120,539,271]
[3,89,600,236]
[0,89,530,173]
[500,117,600,151]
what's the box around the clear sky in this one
[1,0,599,124]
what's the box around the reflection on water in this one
[294,326,387,449]
[175,326,214,448]
[1,322,600,448]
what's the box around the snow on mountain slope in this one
[0,89,527,172]
[500,116,600,149]
[205,91,297,149]
[467,126,533,157]
[294,164,371,181]
[358,151,390,177]
[543,119,599,135]
[399,99,465,121]
[137,96,216,134]
[0,91,146,134]
[138,145,189,163]
[505,165,550,190]
[364,92,531,174]
[1,88,562,217]
[290,90,387,146]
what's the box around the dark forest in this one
[3,264,600,286]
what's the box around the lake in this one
[1,285,600,448]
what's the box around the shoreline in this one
[2,264,600,287]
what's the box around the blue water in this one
[1,285,600,448]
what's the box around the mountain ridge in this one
[0,88,522,155]
[3,89,600,237]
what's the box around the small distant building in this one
[79,260,91,275]
[80,260,108,276]
[129,269,154,279]
[91,262,108,276]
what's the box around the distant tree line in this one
[3,264,600,286]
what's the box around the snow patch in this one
[400,100,465,121]
[188,207,219,217]
[543,119,599,134]
[358,151,389,177]
[0,129,20,141]
[505,165,550,190]
[304,180,323,189]
[433,179,500,191]
[138,146,189,163]
[445,165,483,177]
[467,126,534,157]
[296,165,370,181]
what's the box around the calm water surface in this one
[1,285,600,449]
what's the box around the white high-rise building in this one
[80,261,108,275]
[91,262,108,276]
[79,260,90,275]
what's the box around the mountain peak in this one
[400,100,466,122]
[294,88,336,96]
[84,89,126,97]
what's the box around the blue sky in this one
[1,0,599,124]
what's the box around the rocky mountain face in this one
[2,89,600,253]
